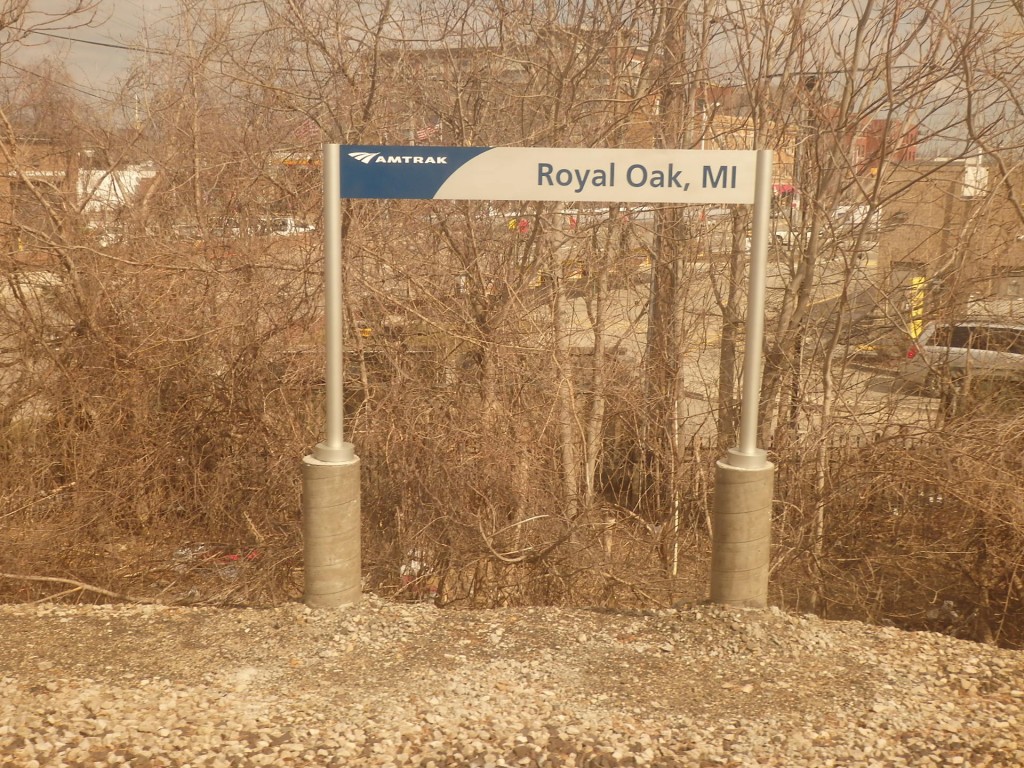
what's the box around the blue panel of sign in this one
[340,146,490,199]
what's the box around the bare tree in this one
[5,0,1024,640]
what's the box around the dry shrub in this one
[1,243,321,604]
[771,411,1024,648]
[349,331,690,610]
[2,234,690,610]
[7,241,1019,648]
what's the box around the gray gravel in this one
[0,596,1021,767]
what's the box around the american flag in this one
[415,118,442,143]
[295,118,321,142]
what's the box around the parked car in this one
[831,204,882,232]
[741,227,809,251]
[259,217,315,236]
[898,320,1024,393]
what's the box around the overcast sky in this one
[16,0,176,98]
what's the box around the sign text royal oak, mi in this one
[339,147,757,204]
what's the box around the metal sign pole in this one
[737,149,773,462]
[318,142,349,460]
[709,148,775,608]
[301,143,360,608]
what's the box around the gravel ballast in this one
[0,596,1021,767]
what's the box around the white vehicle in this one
[260,217,316,236]
[831,204,881,232]
[898,320,1024,392]
[741,227,808,251]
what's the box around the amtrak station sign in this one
[340,146,757,204]
[310,144,774,608]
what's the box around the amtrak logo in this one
[347,151,448,165]
[349,151,379,164]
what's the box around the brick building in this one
[877,158,1024,317]
[0,138,73,265]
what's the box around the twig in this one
[599,571,669,607]
[1,573,158,604]
[32,588,81,603]
[1,482,77,521]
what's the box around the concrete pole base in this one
[301,450,361,608]
[709,457,775,608]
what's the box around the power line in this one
[3,59,121,104]
[28,29,316,75]
[30,30,170,57]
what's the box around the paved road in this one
[557,246,935,440]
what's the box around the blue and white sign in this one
[341,146,758,204]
